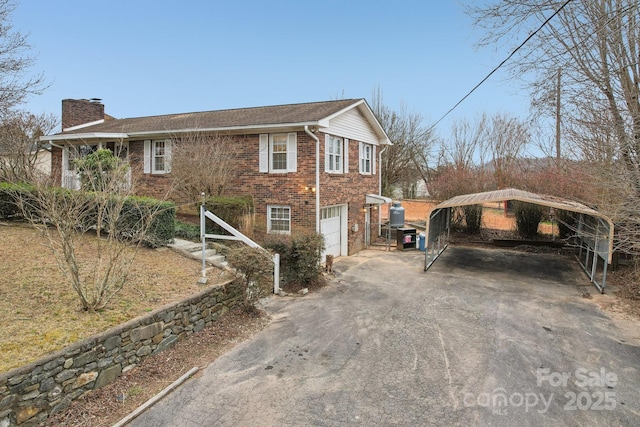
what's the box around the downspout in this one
[378,145,388,242]
[304,126,320,233]
[378,145,387,197]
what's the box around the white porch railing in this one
[62,167,132,191]
[200,203,280,293]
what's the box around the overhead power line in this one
[428,0,575,132]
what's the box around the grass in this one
[0,222,232,373]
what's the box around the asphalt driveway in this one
[128,246,640,426]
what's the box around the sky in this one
[12,0,534,139]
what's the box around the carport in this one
[424,188,615,293]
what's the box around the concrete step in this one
[169,239,201,252]
[169,239,226,267]
[191,249,218,259]
[206,255,227,268]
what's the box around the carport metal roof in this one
[424,188,615,293]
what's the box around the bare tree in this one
[430,115,491,200]
[371,87,436,198]
[0,111,57,183]
[468,0,640,255]
[0,0,47,114]
[170,131,240,202]
[486,113,530,188]
[16,148,169,311]
[450,114,488,172]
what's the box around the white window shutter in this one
[344,138,349,173]
[259,134,269,173]
[143,140,151,173]
[165,140,172,173]
[287,132,297,172]
[324,134,330,172]
[358,142,363,173]
[373,145,377,175]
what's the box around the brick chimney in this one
[61,98,105,130]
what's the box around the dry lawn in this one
[0,222,231,373]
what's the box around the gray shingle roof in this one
[61,99,363,135]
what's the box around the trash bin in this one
[418,232,426,251]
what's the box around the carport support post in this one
[273,253,280,294]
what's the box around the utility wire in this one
[428,0,575,132]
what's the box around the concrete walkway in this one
[127,247,640,426]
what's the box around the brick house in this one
[43,98,392,258]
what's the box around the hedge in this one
[118,196,176,246]
[204,195,253,233]
[0,183,175,246]
[0,182,34,219]
[263,232,325,287]
[513,201,545,238]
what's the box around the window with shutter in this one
[325,135,343,173]
[144,139,172,174]
[259,133,297,173]
[359,142,372,174]
[271,134,287,171]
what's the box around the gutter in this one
[40,123,326,143]
[304,125,321,233]
[40,133,128,142]
[47,141,65,150]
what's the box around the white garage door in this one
[321,206,342,257]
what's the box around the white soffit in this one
[366,194,392,204]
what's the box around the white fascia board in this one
[41,132,129,142]
[62,119,105,132]
[127,121,320,138]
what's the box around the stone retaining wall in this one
[0,279,241,426]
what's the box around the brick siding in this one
[56,130,382,255]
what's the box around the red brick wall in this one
[128,141,174,200]
[231,133,317,233]
[317,131,379,254]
